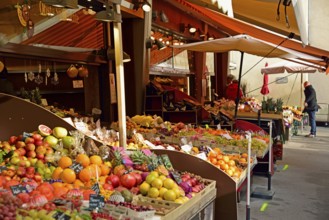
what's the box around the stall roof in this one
[171,0,329,67]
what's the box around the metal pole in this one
[301,74,304,134]
[246,132,251,220]
[268,121,273,190]
[113,6,127,148]
[234,51,244,118]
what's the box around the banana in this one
[17,6,27,27]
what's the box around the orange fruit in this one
[79,166,95,182]
[52,167,63,180]
[60,168,76,184]
[73,179,84,189]
[76,154,90,167]
[89,155,102,165]
[51,182,64,189]
[64,183,74,190]
[58,156,73,169]
[100,164,111,176]
[53,186,68,199]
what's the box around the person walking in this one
[303,81,318,137]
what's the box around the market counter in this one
[153,149,238,220]
[0,93,76,140]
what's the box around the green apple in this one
[62,136,75,149]
[52,127,68,138]
[44,135,58,147]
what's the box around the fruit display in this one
[0,125,216,220]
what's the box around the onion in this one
[179,182,192,194]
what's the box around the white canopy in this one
[172,34,321,61]
[261,60,320,74]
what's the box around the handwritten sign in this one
[52,211,70,220]
[10,185,27,195]
[91,182,100,194]
[70,162,83,174]
[89,194,105,210]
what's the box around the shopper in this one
[225,74,244,102]
[0,64,16,96]
[303,81,318,137]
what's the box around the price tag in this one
[221,133,233,140]
[91,182,100,194]
[170,171,182,184]
[10,185,27,195]
[89,194,105,210]
[52,211,71,220]
[74,121,88,133]
[70,162,83,174]
[0,166,7,172]
[181,144,192,153]
[195,152,207,160]
[161,155,173,170]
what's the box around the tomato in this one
[120,173,136,189]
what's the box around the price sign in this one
[170,171,182,184]
[0,166,7,172]
[70,162,83,174]
[52,211,70,220]
[10,185,27,195]
[195,152,207,160]
[89,194,105,210]
[91,182,100,194]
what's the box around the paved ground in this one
[237,126,329,220]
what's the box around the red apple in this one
[36,154,45,160]
[17,135,23,141]
[17,167,26,177]
[36,146,46,155]
[8,136,18,145]
[25,137,35,144]
[34,174,42,183]
[42,142,50,148]
[26,167,35,175]
[19,160,27,167]
[17,148,26,156]
[45,148,54,155]
[15,141,26,149]
[25,143,35,151]
[27,151,36,158]
[32,133,42,141]
[34,139,43,146]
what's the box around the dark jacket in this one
[303,85,318,112]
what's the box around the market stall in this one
[0,92,223,219]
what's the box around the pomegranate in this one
[120,173,136,189]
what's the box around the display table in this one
[153,149,238,220]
